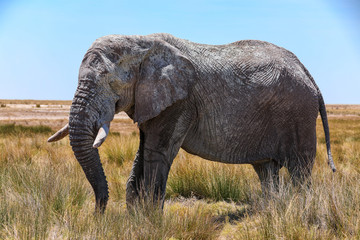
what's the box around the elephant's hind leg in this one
[287,154,315,187]
[252,159,281,194]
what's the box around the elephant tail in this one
[299,60,336,172]
[318,94,336,172]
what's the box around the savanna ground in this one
[0,100,360,239]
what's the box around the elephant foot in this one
[126,178,143,210]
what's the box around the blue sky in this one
[0,0,359,103]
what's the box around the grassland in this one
[0,99,72,106]
[0,105,360,239]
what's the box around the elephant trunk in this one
[69,89,109,213]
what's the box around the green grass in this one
[0,118,360,239]
[102,133,139,167]
[0,124,52,135]
[167,154,255,203]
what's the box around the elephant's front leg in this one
[126,130,145,207]
[143,147,172,208]
[140,108,192,208]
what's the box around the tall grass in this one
[0,130,220,239]
[226,172,360,239]
[0,117,359,239]
[167,153,256,203]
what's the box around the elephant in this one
[48,33,336,213]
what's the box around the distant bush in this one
[0,104,6,107]
[0,124,52,135]
[36,104,41,108]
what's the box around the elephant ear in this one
[134,41,196,124]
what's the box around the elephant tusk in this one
[93,123,110,148]
[47,123,69,142]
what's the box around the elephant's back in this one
[177,38,317,94]
[161,34,315,90]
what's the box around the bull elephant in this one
[48,33,336,213]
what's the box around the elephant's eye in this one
[107,52,119,62]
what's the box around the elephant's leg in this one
[285,122,317,187]
[126,130,145,207]
[142,132,187,209]
[143,148,172,209]
[287,155,315,187]
[140,105,192,209]
[252,159,280,194]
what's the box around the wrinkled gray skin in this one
[49,33,335,213]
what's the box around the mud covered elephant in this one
[48,33,336,213]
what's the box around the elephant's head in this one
[48,34,195,212]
